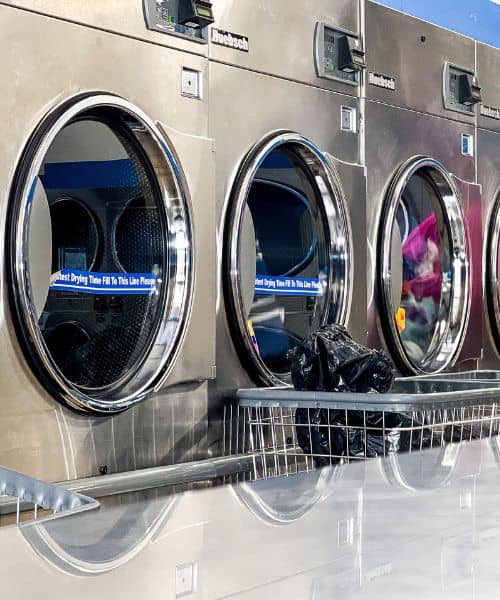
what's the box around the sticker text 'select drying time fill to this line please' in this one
[50,269,158,295]
[254,275,324,297]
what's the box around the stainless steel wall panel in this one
[0,0,208,55]
[209,0,362,94]
[209,62,361,196]
[365,1,476,123]
[327,155,368,346]
[477,128,500,367]
[477,42,500,133]
[452,177,484,367]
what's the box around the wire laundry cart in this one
[0,466,98,526]
[237,380,500,480]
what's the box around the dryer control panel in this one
[314,23,365,86]
[443,63,482,115]
[144,0,213,42]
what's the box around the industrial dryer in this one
[477,41,500,369]
[0,1,216,481]
[364,1,483,376]
[208,0,367,452]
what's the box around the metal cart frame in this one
[237,381,500,479]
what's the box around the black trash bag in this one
[290,324,394,393]
[290,325,432,466]
[295,407,433,467]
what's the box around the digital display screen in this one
[196,6,212,18]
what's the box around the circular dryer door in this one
[224,132,352,386]
[378,158,469,375]
[8,95,192,413]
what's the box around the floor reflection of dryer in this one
[365,2,483,376]
[209,0,367,448]
[0,3,216,481]
[477,42,500,370]
[203,464,364,599]
[363,441,480,590]
[23,489,178,576]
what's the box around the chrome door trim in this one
[8,94,193,413]
[377,156,470,375]
[223,130,353,386]
[486,188,500,353]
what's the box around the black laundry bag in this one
[290,324,394,393]
[294,406,432,467]
[290,325,429,465]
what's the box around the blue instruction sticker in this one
[50,270,157,295]
[254,275,324,297]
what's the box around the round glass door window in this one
[224,132,352,385]
[8,96,192,413]
[378,158,468,374]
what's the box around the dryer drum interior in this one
[224,132,352,386]
[377,158,469,375]
[7,95,192,413]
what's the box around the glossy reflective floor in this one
[2,437,500,597]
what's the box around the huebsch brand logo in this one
[368,71,396,91]
[211,28,249,52]
[481,105,500,120]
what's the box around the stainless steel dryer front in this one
[477,41,500,369]
[208,0,366,452]
[365,2,483,376]
[0,2,216,481]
